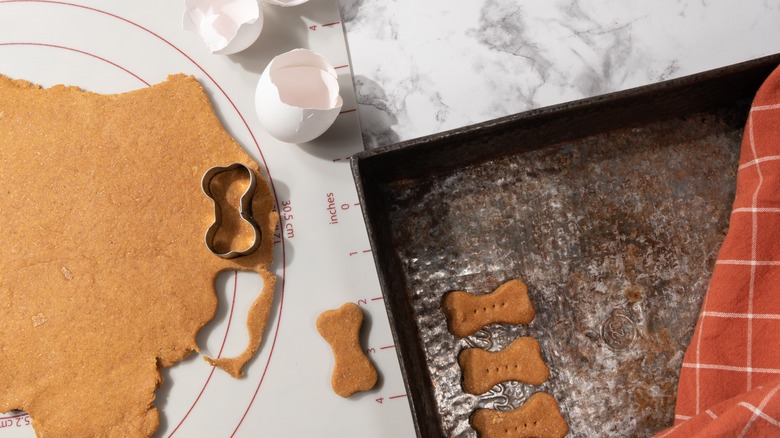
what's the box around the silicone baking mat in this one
[0,1,415,436]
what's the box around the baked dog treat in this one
[459,337,550,394]
[443,279,535,338]
[471,392,568,438]
[0,74,278,437]
[317,303,378,397]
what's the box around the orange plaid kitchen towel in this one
[657,65,780,437]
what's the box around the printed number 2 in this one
[357,299,367,306]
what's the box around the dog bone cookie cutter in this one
[201,163,261,259]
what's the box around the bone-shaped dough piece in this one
[317,302,378,397]
[459,336,549,394]
[471,392,569,438]
[443,279,535,338]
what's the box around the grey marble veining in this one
[341,0,780,148]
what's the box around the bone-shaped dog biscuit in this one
[317,302,378,397]
[471,392,569,438]
[459,336,550,394]
[443,279,535,338]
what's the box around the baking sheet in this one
[0,1,415,437]
[352,55,780,437]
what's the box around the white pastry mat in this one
[0,1,415,436]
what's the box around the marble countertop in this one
[340,0,780,149]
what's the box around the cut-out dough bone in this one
[317,302,378,397]
[471,392,569,438]
[459,336,550,394]
[443,279,535,338]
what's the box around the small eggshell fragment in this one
[263,0,310,5]
[255,49,344,144]
[183,0,264,55]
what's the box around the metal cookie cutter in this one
[201,163,261,259]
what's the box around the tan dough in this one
[443,279,535,338]
[471,392,569,438]
[0,74,278,437]
[317,303,378,397]
[459,337,550,394]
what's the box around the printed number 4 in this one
[375,397,384,404]
[309,25,317,31]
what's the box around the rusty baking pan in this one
[351,54,780,438]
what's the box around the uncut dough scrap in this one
[0,74,278,437]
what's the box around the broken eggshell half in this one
[255,49,344,144]
[263,0,310,6]
[183,0,264,55]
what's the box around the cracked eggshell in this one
[255,49,343,144]
[263,0,310,5]
[183,0,264,55]
[263,0,309,7]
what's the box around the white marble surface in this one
[340,0,780,148]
